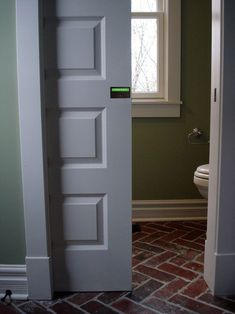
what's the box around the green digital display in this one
[111,87,130,92]
[110,87,131,98]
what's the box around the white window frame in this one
[132,0,182,117]
[131,12,164,99]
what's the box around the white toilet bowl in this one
[193,164,209,199]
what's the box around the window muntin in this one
[131,0,163,13]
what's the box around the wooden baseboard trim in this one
[132,199,207,222]
[0,264,28,300]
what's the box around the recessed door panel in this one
[44,17,105,78]
[59,111,96,158]
[43,0,131,291]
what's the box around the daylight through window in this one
[131,0,164,98]
[131,0,181,118]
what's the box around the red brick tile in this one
[139,222,150,225]
[141,231,167,243]
[195,253,205,263]
[97,292,127,304]
[183,261,204,273]
[200,233,207,239]
[147,223,176,233]
[140,225,159,234]
[81,300,118,313]
[178,248,199,261]
[199,293,235,313]
[132,232,149,242]
[132,247,142,256]
[151,239,180,252]
[112,298,155,313]
[158,263,198,281]
[132,258,141,267]
[11,220,235,314]
[159,230,188,242]
[194,238,206,245]
[143,296,191,314]
[165,222,194,231]
[132,271,149,285]
[133,241,165,254]
[51,301,84,314]
[170,256,188,266]
[153,278,188,299]
[170,294,223,314]
[145,251,177,267]
[20,301,52,313]
[134,250,155,262]
[183,222,207,231]
[127,279,163,302]
[173,238,204,251]
[182,277,208,298]
[182,229,205,241]
[151,240,200,262]
[68,292,100,306]
[0,304,21,314]
[135,264,176,283]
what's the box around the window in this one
[131,0,164,98]
[131,0,181,117]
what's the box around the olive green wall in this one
[133,0,211,200]
[0,0,26,263]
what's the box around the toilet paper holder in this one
[188,128,206,144]
[189,128,203,138]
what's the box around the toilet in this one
[193,164,209,199]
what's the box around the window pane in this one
[132,19,158,93]
[131,0,163,12]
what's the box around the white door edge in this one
[16,0,52,299]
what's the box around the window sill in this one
[132,99,182,118]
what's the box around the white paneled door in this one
[43,0,132,291]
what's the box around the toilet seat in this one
[193,164,209,199]
[194,164,209,180]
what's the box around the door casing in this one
[16,0,52,299]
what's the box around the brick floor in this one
[1,220,235,313]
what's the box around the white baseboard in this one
[214,252,235,295]
[26,256,53,300]
[132,199,208,222]
[0,265,28,300]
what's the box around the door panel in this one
[43,0,131,291]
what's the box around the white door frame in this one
[16,0,52,299]
[16,0,232,299]
[204,0,235,295]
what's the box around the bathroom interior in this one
[132,0,210,211]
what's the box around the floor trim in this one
[214,252,235,295]
[0,265,28,300]
[132,199,208,222]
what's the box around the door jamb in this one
[16,0,52,299]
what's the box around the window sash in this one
[131,12,164,99]
[131,0,164,13]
